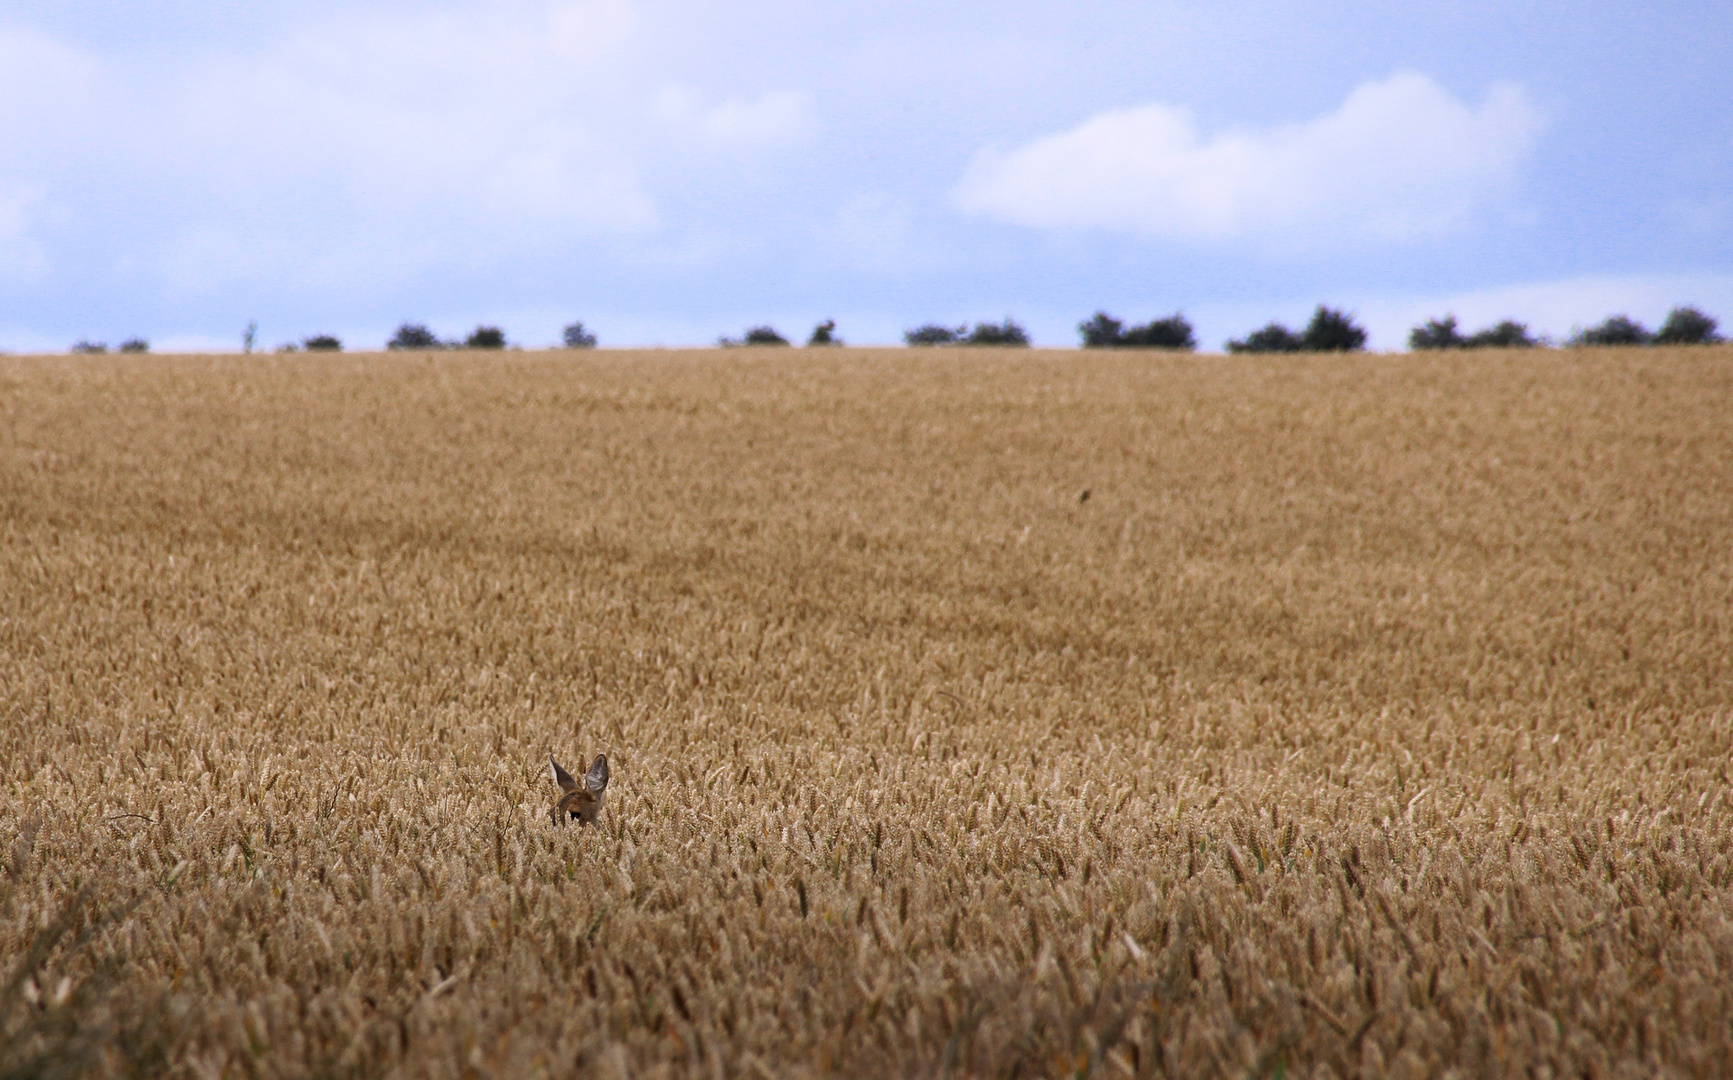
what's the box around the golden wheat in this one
[2,346,1731,1078]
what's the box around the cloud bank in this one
[953,72,1541,244]
[0,1,828,295]
[652,86,813,150]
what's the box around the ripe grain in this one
[2,346,1731,1078]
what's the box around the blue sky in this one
[2,0,1729,351]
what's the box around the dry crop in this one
[2,346,1732,1079]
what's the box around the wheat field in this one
[2,346,1731,1079]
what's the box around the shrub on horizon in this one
[807,320,841,346]
[1080,312,1195,350]
[719,326,790,347]
[1121,314,1195,350]
[1464,321,1538,349]
[118,338,150,354]
[744,326,790,346]
[964,318,1030,347]
[1225,323,1303,354]
[1409,316,1466,351]
[1078,312,1124,348]
[466,326,507,349]
[562,322,598,349]
[70,339,107,354]
[303,335,342,352]
[904,323,966,346]
[1654,306,1722,345]
[387,323,445,350]
[1300,306,1367,352]
[1571,315,1652,347]
[1411,316,1539,350]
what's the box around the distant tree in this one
[743,326,790,346]
[1078,312,1124,348]
[1571,315,1652,347]
[70,339,107,354]
[1121,314,1196,350]
[1225,323,1302,354]
[1300,306,1367,352]
[1082,311,1195,350]
[243,321,257,355]
[721,326,790,347]
[1653,306,1722,345]
[807,319,841,346]
[562,322,598,349]
[1409,315,1466,351]
[303,334,343,352]
[118,338,150,354]
[1463,320,1538,349]
[904,323,966,346]
[466,326,506,349]
[965,318,1030,346]
[1413,315,1540,350]
[388,323,445,350]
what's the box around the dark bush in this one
[1571,315,1652,347]
[1411,315,1539,350]
[1225,323,1303,354]
[303,335,342,352]
[807,319,841,346]
[1464,320,1538,349]
[118,338,150,354]
[720,326,790,347]
[965,318,1030,347]
[466,326,506,349]
[387,323,445,350]
[1122,314,1196,350]
[1084,312,1194,349]
[1654,306,1722,345]
[1300,306,1367,352]
[743,326,789,346]
[70,340,107,354]
[904,323,966,346]
[1409,316,1465,351]
[562,322,598,349]
[1078,313,1124,348]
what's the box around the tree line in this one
[56,305,1723,355]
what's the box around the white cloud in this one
[0,185,49,278]
[953,72,1541,244]
[109,0,827,292]
[805,191,970,280]
[70,1,674,293]
[0,28,99,139]
[651,86,814,150]
[0,1,839,294]
[169,3,661,229]
[546,0,636,61]
[819,193,928,273]
[0,29,101,278]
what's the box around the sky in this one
[1,0,1730,351]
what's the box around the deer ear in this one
[587,754,610,794]
[550,756,580,792]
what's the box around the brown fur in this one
[549,754,609,826]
